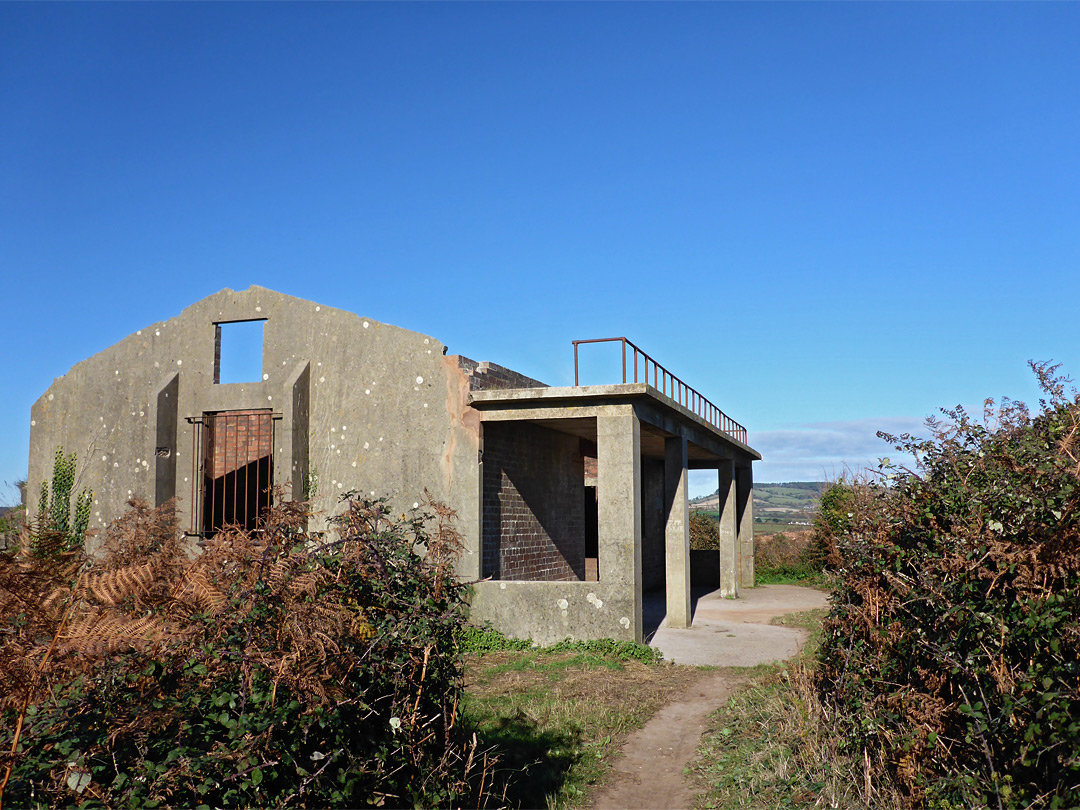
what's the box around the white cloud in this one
[688,414,927,497]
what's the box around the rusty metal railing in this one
[572,337,748,444]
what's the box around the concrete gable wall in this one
[29,287,482,572]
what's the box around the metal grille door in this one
[187,410,279,536]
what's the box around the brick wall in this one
[482,421,585,581]
[205,409,274,479]
[458,357,547,391]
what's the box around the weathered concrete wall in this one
[29,286,483,574]
[481,421,585,581]
[469,580,638,645]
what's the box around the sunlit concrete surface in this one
[646,584,829,667]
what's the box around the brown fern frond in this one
[97,498,180,567]
[39,586,72,623]
[266,558,291,591]
[171,570,227,616]
[78,562,156,606]
[57,608,176,657]
[284,570,320,600]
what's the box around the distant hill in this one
[691,481,828,529]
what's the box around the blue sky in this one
[3,2,1079,503]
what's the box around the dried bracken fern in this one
[1,491,496,809]
[56,608,174,656]
[818,362,1080,809]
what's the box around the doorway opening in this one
[188,409,278,536]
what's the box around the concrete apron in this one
[645,584,829,667]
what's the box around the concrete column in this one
[664,435,691,628]
[736,464,755,588]
[718,460,739,597]
[597,407,642,642]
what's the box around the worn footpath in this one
[591,585,829,810]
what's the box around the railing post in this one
[571,336,747,444]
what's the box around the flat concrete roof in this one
[470,384,761,464]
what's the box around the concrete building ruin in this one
[28,287,760,644]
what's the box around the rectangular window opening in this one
[214,320,266,384]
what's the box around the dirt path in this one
[591,585,828,810]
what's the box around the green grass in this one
[462,642,694,809]
[754,567,831,586]
[753,521,802,535]
[691,610,903,810]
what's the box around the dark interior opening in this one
[203,456,273,534]
[199,409,275,535]
[584,483,599,581]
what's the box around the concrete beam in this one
[597,407,642,642]
[737,464,755,588]
[718,460,738,597]
[471,384,762,462]
[664,435,691,628]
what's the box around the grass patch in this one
[691,612,903,810]
[463,643,696,808]
[753,521,800,535]
[768,606,828,632]
[754,568,830,586]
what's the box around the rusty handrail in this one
[572,337,748,444]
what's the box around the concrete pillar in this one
[664,435,691,628]
[597,408,642,642]
[717,460,738,597]
[736,464,755,588]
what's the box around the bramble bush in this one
[0,492,498,808]
[753,531,829,585]
[689,511,720,550]
[816,363,1080,809]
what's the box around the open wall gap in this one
[214,320,266,384]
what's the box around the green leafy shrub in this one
[31,447,92,558]
[805,480,855,571]
[458,624,533,653]
[0,493,497,808]
[817,363,1080,809]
